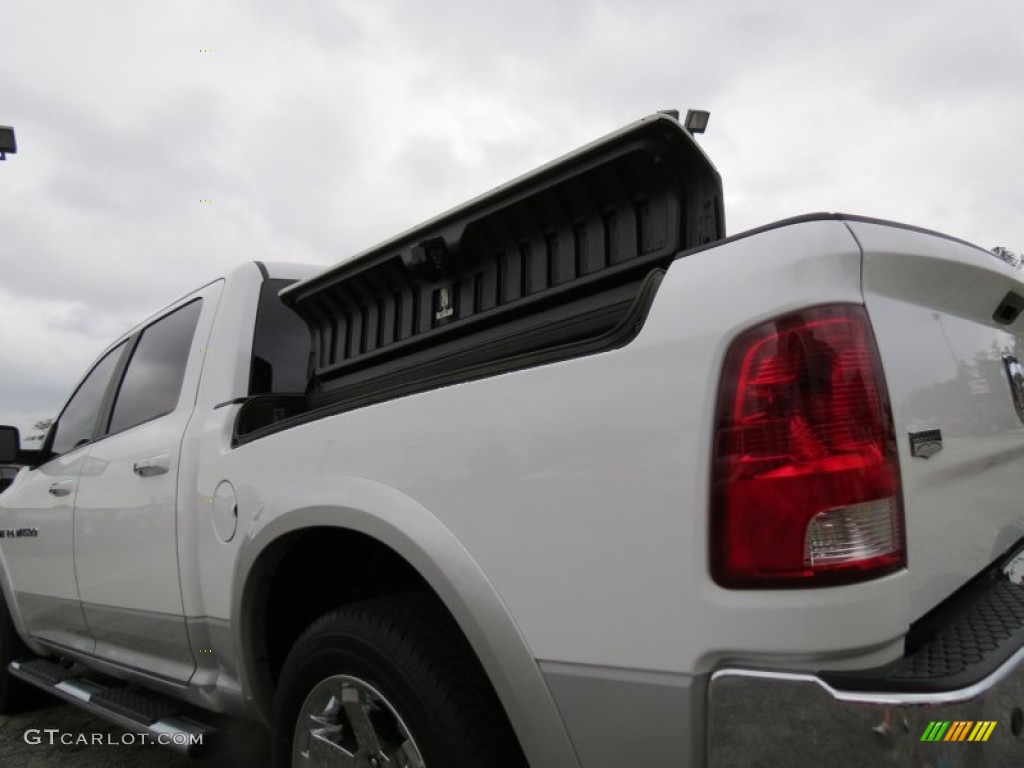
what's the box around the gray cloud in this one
[0,0,1021,436]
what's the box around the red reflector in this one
[711,305,905,588]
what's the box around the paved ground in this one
[0,698,270,768]
[709,673,1024,768]
[4,684,1024,767]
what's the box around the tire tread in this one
[274,592,527,768]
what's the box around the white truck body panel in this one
[0,451,94,653]
[857,221,1024,617]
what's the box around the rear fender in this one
[234,476,579,768]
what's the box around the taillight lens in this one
[711,304,905,588]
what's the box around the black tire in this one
[272,593,528,768]
[0,587,38,713]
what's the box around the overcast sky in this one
[1,0,1022,438]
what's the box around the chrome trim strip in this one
[54,679,102,702]
[34,637,189,689]
[711,641,1024,706]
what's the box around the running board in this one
[9,658,217,756]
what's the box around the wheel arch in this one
[233,477,579,768]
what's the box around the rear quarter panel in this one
[855,221,1024,619]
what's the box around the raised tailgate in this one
[854,218,1024,620]
[279,114,724,405]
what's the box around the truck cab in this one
[0,261,317,683]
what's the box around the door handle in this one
[48,480,74,497]
[133,454,170,477]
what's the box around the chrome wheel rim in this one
[293,674,426,768]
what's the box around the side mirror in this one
[0,426,20,463]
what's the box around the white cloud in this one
[0,0,1022,425]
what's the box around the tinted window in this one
[51,343,127,455]
[250,279,310,395]
[108,301,202,434]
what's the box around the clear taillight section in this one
[711,305,906,588]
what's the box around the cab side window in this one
[50,342,127,456]
[249,279,310,395]
[107,301,202,435]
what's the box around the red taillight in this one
[711,304,905,588]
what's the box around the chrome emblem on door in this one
[1002,355,1024,424]
[909,429,943,459]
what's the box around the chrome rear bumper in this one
[709,646,1024,766]
[710,543,1024,766]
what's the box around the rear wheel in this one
[272,593,527,768]
[293,674,426,766]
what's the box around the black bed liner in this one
[237,114,723,442]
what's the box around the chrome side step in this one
[9,658,217,756]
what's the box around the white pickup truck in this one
[1,113,1023,768]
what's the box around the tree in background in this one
[992,247,1020,268]
[26,418,54,442]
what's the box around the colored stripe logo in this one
[920,721,997,742]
